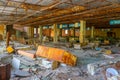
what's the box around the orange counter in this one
[36,46,77,66]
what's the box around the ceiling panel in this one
[0,13,10,15]
[4,7,16,11]
[11,0,25,2]
[38,0,54,6]
[16,8,26,13]
[0,6,4,10]
[0,0,8,3]
[25,0,40,4]
[56,3,72,9]
[107,0,120,3]
[3,10,12,13]
[7,1,21,7]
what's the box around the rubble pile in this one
[0,41,120,80]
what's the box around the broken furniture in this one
[0,63,11,80]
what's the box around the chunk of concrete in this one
[41,59,53,68]
[12,57,20,70]
[14,70,30,77]
[74,44,81,49]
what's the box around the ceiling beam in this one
[24,7,120,26]
[19,4,120,25]
[9,0,68,25]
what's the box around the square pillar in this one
[79,20,86,44]
[91,26,95,39]
[28,27,34,38]
[53,24,58,43]
[31,27,34,38]
[39,26,43,42]
[36,27,38,37]
[3,25,6,39]
[6,32,10,47]
[16,30,21,38]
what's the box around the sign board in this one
[58,24,68,29]
[62,24,68,28]
[110,20,120,25]
[69,24,74,27]
[43,25,49,29]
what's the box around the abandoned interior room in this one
[0,0,120,80]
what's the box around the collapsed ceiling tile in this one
[25,0,40,4]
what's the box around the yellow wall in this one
[86,29,107,38]
[78,28,120,38]
[112,28,120,38]
[0,24,5,36]
[86,30,91,37]
[95,29,107,37]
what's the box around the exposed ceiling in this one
[0,0,120,27]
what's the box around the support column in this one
[3,25,6,40]
[91,26,94,39]
[28,27,31,38]
[31,27,34,38]
[39,26,43,42]
[28,27,34,38]
[6,32,10,47]
[79,20,86,44]
[16,30,21,38]
[53,24,58,43]
[59,24,62,37]
[36,27,38,37]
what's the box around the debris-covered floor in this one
[0,41,120,80]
